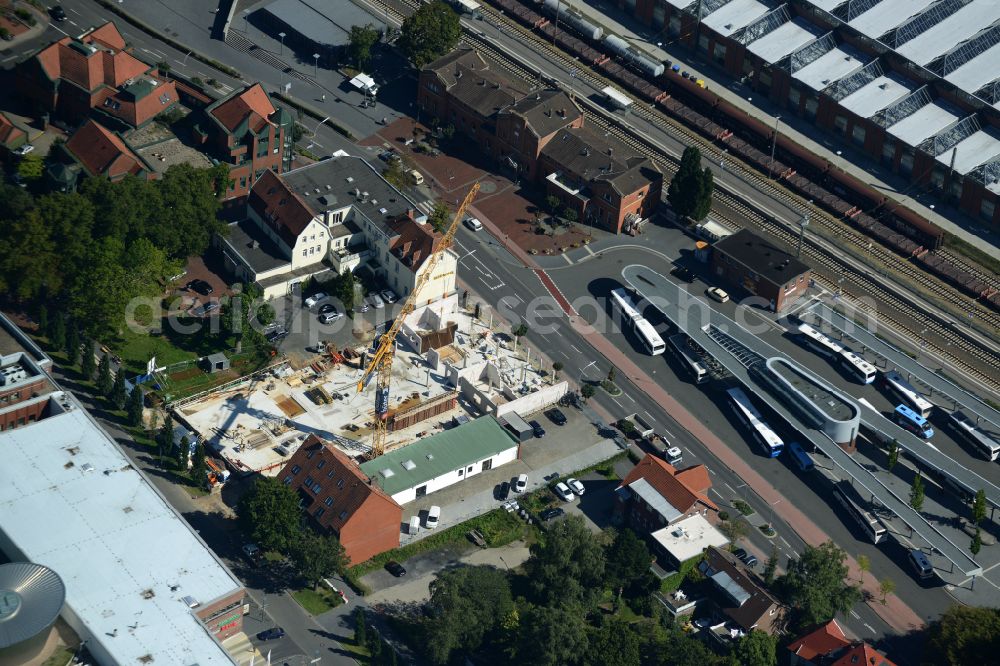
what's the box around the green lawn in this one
[292,586,344,615]
[42,647,76,666]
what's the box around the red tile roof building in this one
[700,546,786,634]
[615,454,718,534]
[788,620,852,665]
[278,436,402,564]
[64,119,151,182]
[17,21,177,130]
[829,644,898,666]
[0,112,28,152]
[201,84,293,199]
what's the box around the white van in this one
[410,169,424,186]
[908,549,934,580]
[408,516,421,535]
[426,505,441,529]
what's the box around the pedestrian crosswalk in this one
[415,200,435,215]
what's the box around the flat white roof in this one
[887,102,961,147]
[702,0,770,39]
[850,0,936,40]
[602,85,633,107]
[748,18,822,64]
[839,74,914,118]
[934,130,1000,175]
[807,0,846,11]
[896,2,1000,66]
[650,514,729,563]
[0,406,241,665]
[792,47,866,91]
[945,42,1000,95]
[664,0,695,8]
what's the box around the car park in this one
[514,473,528,493]
[706,287,730,303]
[304,292,328,308]
[257,627,285,641]
[566,478,585,496]
[553,481,575,502]
[464,217,483,232]
[381,289,398,304]
[529,420,546,438]
[385,561,407,577]
[540,507,565,521]
[545,408,567,426]
[671,266,694,282]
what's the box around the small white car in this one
[426,505,441,529]
[706,287,730,303]
[14,144,34,156]
[304,292,328,308]
[464,217,483,232]
[553,481,575,502]
[319,311,342,324]
[380,289,398,304]
[368,293,385,309]
[566,478,585,496]
[514,473,528,493]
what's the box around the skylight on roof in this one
[402,460,416,471]
[380,468,394,478]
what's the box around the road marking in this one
[1,55,17,63]
[562,254,574,265]
[724,482,736,495]
[69,7,81,13]
[50,24,68,36]
[570,344,581,353]
[709,488,723,499]
[779,536,791,548]
[584,245,596,257]
[173,58,186,66]
[611,396,625,409]
[863,623,876,634]
[706,467,716,476]
[68,20,77,27]
[849,610,860,619]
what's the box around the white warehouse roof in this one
[934,130,1000,175]
[0,406,243,665]
[793,47,866,91]
[944,42,1000,96]
[839,74,914,118]
[748,18,823,63]
[701,0,770,39]
[849,0,936,40]
[887,102,961,147]
[896,2,1000,66]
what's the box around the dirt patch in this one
[170,367,203,381]
[275,394,305,418]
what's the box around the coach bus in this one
[947,411,1000,461]
[880,370,934,419]
[786,441,815,472]
[610,287,642,326]
[839,350,877,385]
[633,318,666,355]
[668,334,707,383]
[610,288,664,355]
[832,482,888,544]
[726,387,784,458]
[894,404,935,439]
[796,323,844,359]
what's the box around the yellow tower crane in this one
[356,182,481,459]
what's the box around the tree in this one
[667,146,705,220]
[16,153,44,182]
[562,207,578,224]
[604,528,652,598]
[856,553,871,585]
[425,565,514,664]
[427,201,450,233]
[96,354,113,394]
[0,210,58,301]
[511,323,528,339]
[111,370,128,410]
[763,545,779,586]
[37,304,49,338]
[127,386,144,427]
[973,489,987,526]
[291,530,348,589]
[545,195,560,213]
[191,442,208,485]
[691,167,715,221]
[80,339,96,380]
[524,516,605,606]
[731,630,778,666]
[924,605,1000,666]
[607,366,616,384]
[334,270,356,313]
[354,607,367,647]
[398,1,460,67]
[237,476,303,553]
[348,24,380,69]
[64,322,80,366]
[514,604,588,666]
[777,541,861,628]
[718,517,751,548]
[878,578,895,605]
[887,438,900,474]
[586,617,641,666]
[971,528,983,556]
[581,383,596,401]
[49,316,66,351]
[910,472,925,512]
[552,361,563,381]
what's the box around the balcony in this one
[545,172,589,204]
[330,247,372,273]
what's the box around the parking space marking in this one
[779,536,791,548]
[863,623,876,634]
[849,609,860,619]
[570,344,582,353]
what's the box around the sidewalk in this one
[561,0,997,256]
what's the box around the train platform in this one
[557,1,998,257]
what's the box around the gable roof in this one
[830,644,898,666]
[541,126,660,195]
[787,620,851,662]
[86,21,127,51]
[208,83,277,135]
[387,215,443,273]
[423,48,531,118]
[30,23,149,92]
[0,113,27,149]
[248,169,317,247]
[64,120,147,180]
[619,454,717,515]
[504,89,582,138]
[703,547,784,632]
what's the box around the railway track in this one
[372,0,1000,391]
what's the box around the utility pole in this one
[796,211,809,258]
[553,0,561,47]
[769,115,781,179]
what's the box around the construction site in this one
[175,293,568,477]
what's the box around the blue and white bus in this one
[895,404,934,439]
[796,323,844,359]
[839,350,877,385]
[947,411,1000,461]
[787,441,815,472]
[880,370,933,418]
[726,387,784,458]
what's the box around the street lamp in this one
[796,210,809,258]
[313,53,320,77]
[498,11,503,39]
[768,115,781,179]
[278,31,286,56]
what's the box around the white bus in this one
[610,288,642,326]
[880,370,933,419]
[832,482,887,544]
[796,323,844,359]
[839,350,877,384]
[947,411,1000,461]
[726,387,784,458]
[633,318,666,355]
[668,334,708,384]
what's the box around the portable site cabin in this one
[501,411,533,443]
[602,86,633,112]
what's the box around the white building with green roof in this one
[359,416,519,504]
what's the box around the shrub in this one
[718,510,730,522]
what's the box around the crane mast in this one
[356,183,481,459]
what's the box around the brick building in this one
[17,22,178,131]
[700,546,786,635]
[788,619,898,666]
[279,435,402,564]
[63,119,153,182]
[419,49,660,232]
[615,453,719,532]
[199,83,294,198]
[710,229,812,312]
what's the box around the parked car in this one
[381,289,398,304]
[257,627,285,641]
[539,507,565,521]
[426,505,441,529]
[201,302,219,315]
[265,327,288,342]
[464,217,483,232]
[545,408,567,426]
[304,292,328,308]
[368,293,385,309]
[13,144,34,156]
[514,473,528,493]
[732,548,748,561]
[50,6,67,22]
[671,265,694,282]
[706,287,730,303]
[566,478,585,496]
[319,303,336,314]
[496,480,510,500]
[553,481,575,502]
[186,279,213,295]
[743,554,759,568]
[385,561,407,577]
[242,543,261,562]
[319,311,342,324]
[356,301,370,313]
[529,420,546,438]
